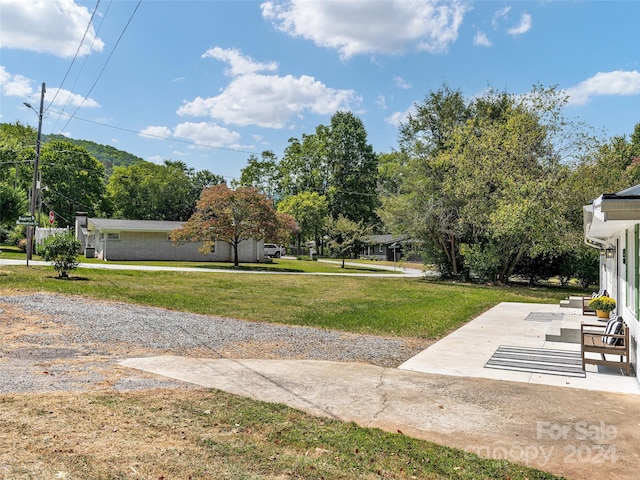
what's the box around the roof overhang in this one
[584,191,640,248]
[86,218,185,233]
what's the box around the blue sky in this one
[1,0,639,183]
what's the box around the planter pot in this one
[596,310,611,319]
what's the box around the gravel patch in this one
[0,293,430,394]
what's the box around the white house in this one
[583,184,640,381]
[75,214,264,263]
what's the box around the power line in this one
[49,108,260,156]
[58,0,142,134]
[46,0,102,112]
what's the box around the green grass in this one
[1,389,564,479]
[0,250,575,478]
[0,261,582,338]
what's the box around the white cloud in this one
[147,155,165,164]
[139,122,243,150]
[507,13,532,36]
[474,31,492,47]
[140,125,173,139]
[47,87,99,108]
[566,70,640,106]
[394,76,412,90]
[202,47,278,76]
[0,66,33,97]
[376,95,387,110]
[178,47,360,129]
[261,0,468,59]
[173,122,241,148]
[385,106,415,128]
[0,0,104,58]
[0,67,98,107]
[492,6,510,29]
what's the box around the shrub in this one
[40,234,81,278]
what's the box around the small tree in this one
[171,184,279,267]
[40,234,81,278]
[326,215,370,268]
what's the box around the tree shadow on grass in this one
[51,275,91,281]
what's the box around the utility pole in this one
[25,82,46,265]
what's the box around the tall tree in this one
[170,184,279,267]
[0,122,38,190]
[381,85,591,283]
[236,150,281,200]
[380,86,470,277]
[279,125,331,197]
[39,140,106,227]
[326,111,379,226]
[277,192,328,252]
[107,160,201,221]
[0,183,27,226]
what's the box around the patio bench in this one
[581,320,631,375]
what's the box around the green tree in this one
[40,234,81,278]
[277,192,328,252]
[326,215,370,268]
[39,140,106,227]
[0,183,28,226]
[171,184,279,267]
[107,161,195,221]
[0,122,38,190]
[236,150,281,199]
[279,125,331,197]
[447,91,570,284]
[191,169,225,195]
[379,86,470,277]
[382,85,591,283]
[326,111,379,226]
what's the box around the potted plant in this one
[588,296,616,319]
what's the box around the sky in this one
[1,0,639,183]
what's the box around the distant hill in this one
[43,134,145,176]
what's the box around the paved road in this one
[0,258,426,277]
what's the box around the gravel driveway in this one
[0,293,430,394]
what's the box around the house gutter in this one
[583,202,610,249]
[584,194,640,249]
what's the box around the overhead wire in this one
[58,0,142,134]
[46,0,102,113]
[49,108,260,156]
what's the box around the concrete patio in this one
[399,302,639,394]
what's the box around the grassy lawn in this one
[0,251,578,478]
[0,389,563,479]
[0,262,581,338]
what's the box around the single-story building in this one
[360,234,408,261]
[75,214,264,263]
[584,184,640,382]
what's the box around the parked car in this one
[264,243,286,258]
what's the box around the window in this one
[107,233,120,241]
